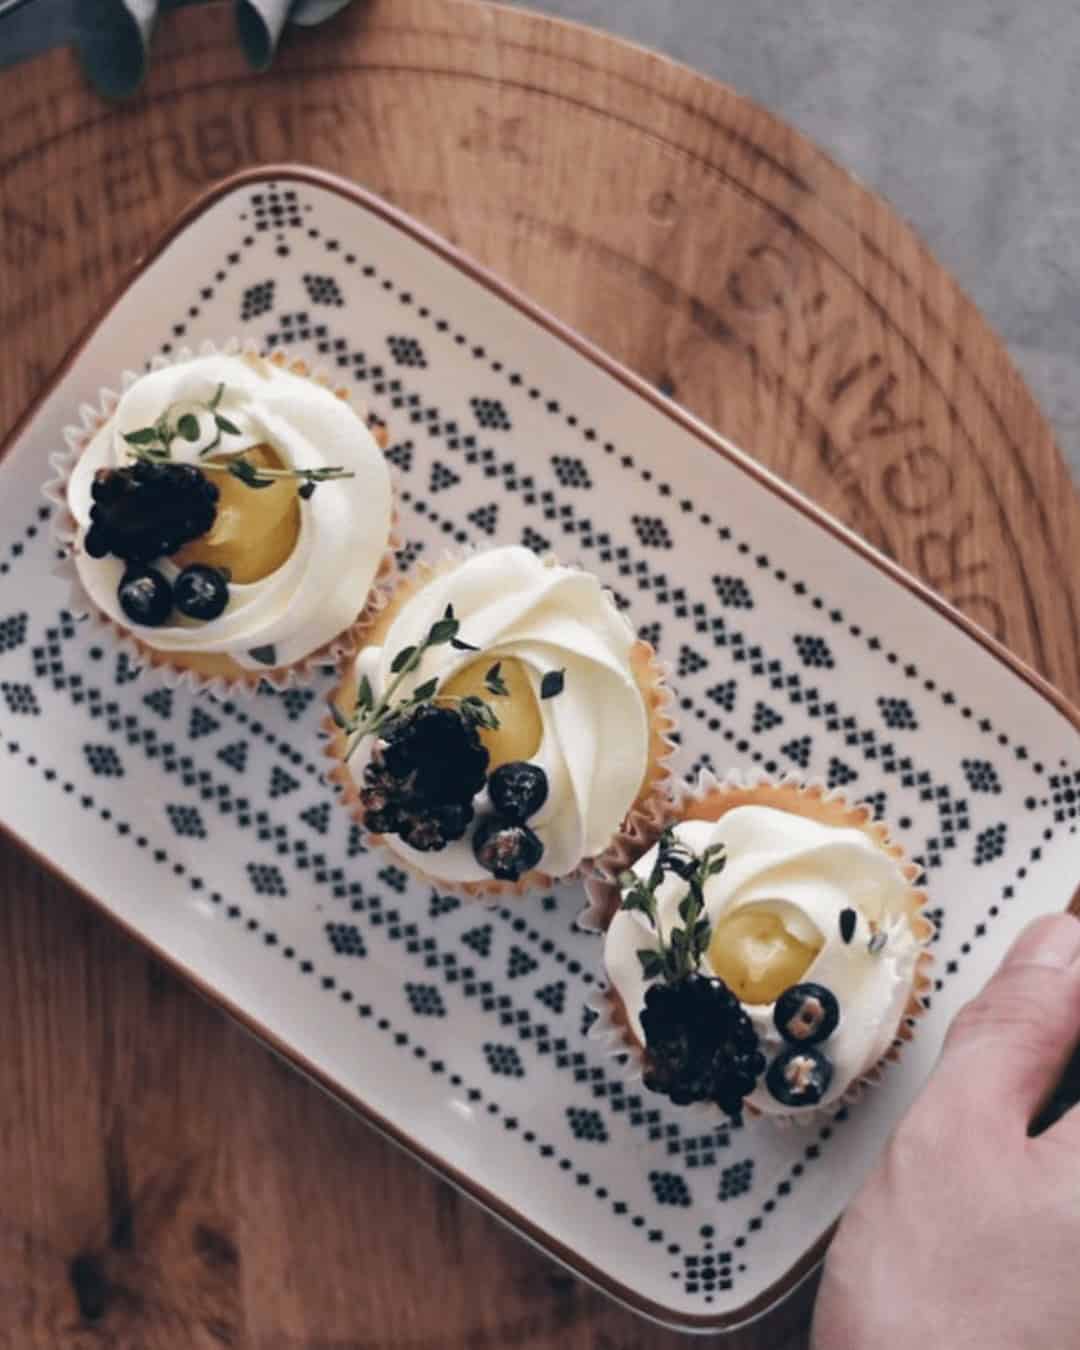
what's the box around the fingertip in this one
[1002,913,1080,972]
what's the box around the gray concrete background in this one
[3,0,1079,486]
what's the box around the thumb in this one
[927,913,1080,1128]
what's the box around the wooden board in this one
[1,2,1077,1345]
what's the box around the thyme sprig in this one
[122,382,354,493]
[334,605,504,760]
[619,828,727,984]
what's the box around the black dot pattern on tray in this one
[3,184,1071,1310]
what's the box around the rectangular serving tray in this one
[1,165,1078,1333]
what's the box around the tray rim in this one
[1,162,1077,1335]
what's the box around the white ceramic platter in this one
[2,167,1078,1333]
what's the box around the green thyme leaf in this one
[214,413,241,436]
[298,481,316,500]
[413,677,439,703]
[177,413,200,442]
[540,668,565,699]
[390,644,418,674]
[450,636,480,652]
[427,617,459,646]
[636,950,665,980]
[330,701,352,731]
[459,695,500,730]
[356,674,375,714]
[620,888,654,917]
[484,662,509,697]
[122,427,161,446]
[208,382,225,410]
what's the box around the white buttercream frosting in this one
[65,352,392,670]
[347,546,651,881]
[603,807,922,1113]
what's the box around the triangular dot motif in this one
[506,945,538,979]
[462,924,493,958]
[269,765,300,799]
[677,644,708,677]
[143,688,173,720]
[217,740,249,773]
[468,502,499,535]
[300,802,331,835]
[536,980,566,1014]
[385,441,413,472]
[826,756,858,789]
[429,892,462,918]
[347,822,367,857]
[189,706,220,740]
[706,680,736,712]
[429,461,460,493]
[751,701,783,734]
[782,735,813,768]
[521,525,550,554]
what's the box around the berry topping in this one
[85,462,219,564]
[488,761,549,822]
[773,983,840,1045]
[380,703,490,804]
[472,815,545,881]
[640,974,766,1120]
[174,564,229,621]
[765,1045,833,1108]
[117,567,173,628]
[359,704,488,852]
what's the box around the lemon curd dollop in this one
[707,903,824,1005]
[173,443,300,584]
[439,656,543,770]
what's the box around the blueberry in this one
[488,761,548,822]
[472,814,544,881]
[174,564,230,621]
[773,983,840,1046]
[765,1045,833,1108]
[117,567,173,627]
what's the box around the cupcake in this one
[47,344,395,690]
[324,546,674,896]
[587,774,932,1123]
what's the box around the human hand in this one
[811,911,1080,1350]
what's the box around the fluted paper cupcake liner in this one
[583,768,934,1127]
[321,550,678,900]
[43,338,400,698]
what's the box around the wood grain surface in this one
[1,2,1078,1346]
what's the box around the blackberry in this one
[765,1045,833,1108]
[85,462,219,564]
[360,705,487,852]
[397,800,474,851]
[488,761,548,822]
[117,567,173,627]
[174,564,230,621]
[380,704,489,805]
[641,974,765,1121]
[472,815,544,881]
[774,983,840,1046]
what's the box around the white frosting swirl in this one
[348,546,650,881]
[604,807,922,1113]
[65,353,392,670]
